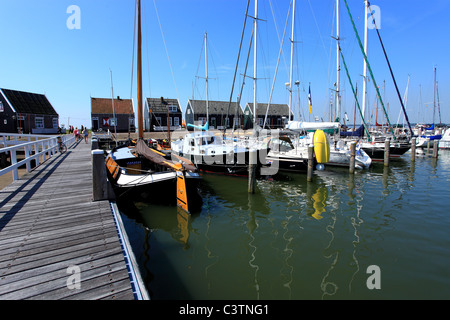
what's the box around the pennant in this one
[308,85,312,114]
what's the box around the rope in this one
[339,47,371,139]
[152,0,181,109]
[367,1,413,138]
[342,0,395,139]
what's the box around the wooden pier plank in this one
[0,141,141,300]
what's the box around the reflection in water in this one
[117,154,450,299]
[246,197,260,300]
[311,186,329,220]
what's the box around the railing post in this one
[11,149,18,181]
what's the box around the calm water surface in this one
[120,150,450,300]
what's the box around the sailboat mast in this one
[361,0,368,121]
[205,32,209,127]
[335,0,340,122]
[433,66,436,125]
[253,0,258,135]
[288,0,296,123]
[137,0,144,140]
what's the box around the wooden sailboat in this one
[105,0,201,213]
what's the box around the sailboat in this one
[339,0,411,160]
[172,10,269,177]
[277,0,367,170]
[105,0,202,213]
[416,67,442,148]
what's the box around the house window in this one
[0,101,3,112]
[174,117,179,126]
[35,117,44,128]
[168,105,178,112]
[168,117,172,126]
[53,118,58,128]
[110,118,117,127]
[198,117,206,125]
[258,118,263,126]
[155,117,162,125]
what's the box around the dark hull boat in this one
[360,140,411,160]
[104,0,202,213]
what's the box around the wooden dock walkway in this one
[0,139,148,300]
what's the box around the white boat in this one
[171,130,267,176]
[415,124,442,148]
[439,128,450,149]
[329,139,372,169]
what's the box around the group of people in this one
[73,126,89,143]
[57,125,89,143]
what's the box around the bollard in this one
[384,138,390,167]
[411,137,416,162]
[248,149,257,194]
[91,137,99,150]
[92,149,115,201]
[426,138,431,155]
[307,145,314,182]
[432,140,439,158]
[349,141,356,174]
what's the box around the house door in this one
[92,117,99,131]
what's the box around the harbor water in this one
[119,150,450,300]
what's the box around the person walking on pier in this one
[83,127,88,143]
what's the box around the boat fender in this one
[313,129,330,164]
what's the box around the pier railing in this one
[0,133,75,181]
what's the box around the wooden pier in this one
[0,138,148,300]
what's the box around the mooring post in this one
[411,137,416,162]
[307,145,314,182]
[384,138,390,167]
[349,141,356,174]
[426,138,431,155]
[432,140,439,158]
[92,149,115,201]
[248,149,257,193]
[91,136,99,150]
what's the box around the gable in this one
[146,98,181,113]
[188,99,243,115]
[91,97,134,114]
[1,88,58,115]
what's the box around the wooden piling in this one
[432,140,439,158]
[349,141,356,174]
[384,138,390,167]
[307,145,314,182]
[411,137,416,162]
[426,138,431,155]
[92,149,115,201]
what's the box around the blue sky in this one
[0,0,448,129]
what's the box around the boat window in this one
[205,136,215,145]
[190,139,195,146]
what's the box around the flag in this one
[308,85,312,114]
